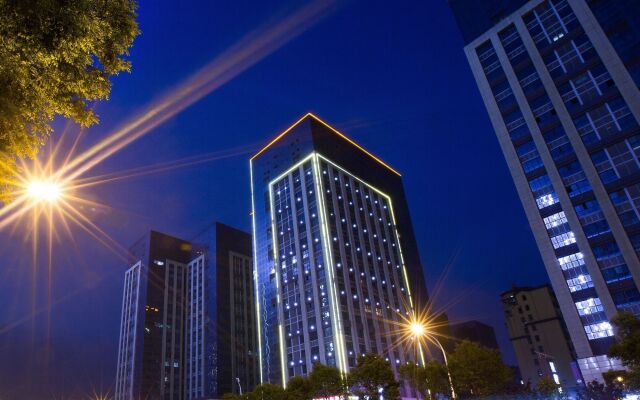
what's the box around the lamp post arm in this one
[429,335,456,400]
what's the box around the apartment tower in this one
[450,0,640,382]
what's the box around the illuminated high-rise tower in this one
[450,0,640,383]
[250,113,429,385]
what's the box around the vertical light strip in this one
[387,201,414,310]
[268,177,288,388]
[311,154,348,374]
[265,153,325,385]
[249,160,264,383]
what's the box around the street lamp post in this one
[410,321,457,400]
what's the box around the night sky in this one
[0,1,550,397]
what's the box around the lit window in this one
[544,212,568,229]
[557,252,585,270]
[567,274,594,292]
[536,193,559,209]
[584,321,614,340]
[575,298,603,316]
[550,231,576,249]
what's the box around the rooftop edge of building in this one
[500,283,553,298]
[250,112,401,176]
[448,0,529,45]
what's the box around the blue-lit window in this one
[566,179,591,197]
[574,97,637,142]
[609,97,639,131]
[516,140,536,157]
[530,94,556,125]
[628,134,640,152]
[523,157,544,173]
[558,66,613,112]
[544,34,597,79]
[499,24,529,66]
[582,219,611,238]
[505,109,529,140]
[602,264,631,283]
[629,234,640,252]
[517,64,543,97]
[611,288,640,308]
[529,174,551,192]
[575,200,600,217]
[476,41,503,81]
[592,242,621,261]
[558,160,582,178]
[544,126,574,159]
[609,189,629,205]
[493,79,516,112]
[529,175,560,208]
[599,169,619,184]
[618,210,639,227]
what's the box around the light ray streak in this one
[62,127,87,169]
[0,197,35,230]
[59,199,132,262]
[55,0,337,186]
[69,141,260,190]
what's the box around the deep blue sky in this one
[0,1,550,397]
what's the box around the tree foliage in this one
[246,383,288,400]
[447,340,513,398]
[308,363,346,398]
[536,376,558,398]
[286,376,313,400]
[400,360,450,399]
[0,0,139,194]
[348,353,400,400]
[576,379,622,400]
[608,312,640,389]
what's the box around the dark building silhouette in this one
[115,223,258,400]
[449,320,500,350]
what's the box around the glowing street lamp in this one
[27,180,62,203]
[411,322,425,337]
[409,319,457,400]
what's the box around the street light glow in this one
[410,321,425,337]
[27,180,62,202]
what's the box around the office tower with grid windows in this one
[114,224,258,400]
[450,0,640,382]
[250,113,429,386]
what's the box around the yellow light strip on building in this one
[249,160,264,383]
[250,113,401,177]
[250,113,311,160]
[312,154,349,374]
[387,200,414,309]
